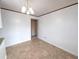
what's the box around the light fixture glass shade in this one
[26,8,34,15]
[26,10,30,14]
[21,6,34,14]
[29,7,34,14]
[21,6,26,13]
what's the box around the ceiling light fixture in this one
[21,6,26,13]
[21,0,34,14]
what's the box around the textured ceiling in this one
[0,0,78,17]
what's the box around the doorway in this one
[31,19,38,38]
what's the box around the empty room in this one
[0,0,78,59]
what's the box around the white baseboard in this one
[38,37,77,56]
[6,39,31,48]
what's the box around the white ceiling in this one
[1,0,78,17]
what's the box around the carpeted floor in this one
[6,37,77,59]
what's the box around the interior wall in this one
[31,20,36,36]
[0,9,31,47]
[31,20,37,37]
[38,5,78,56]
